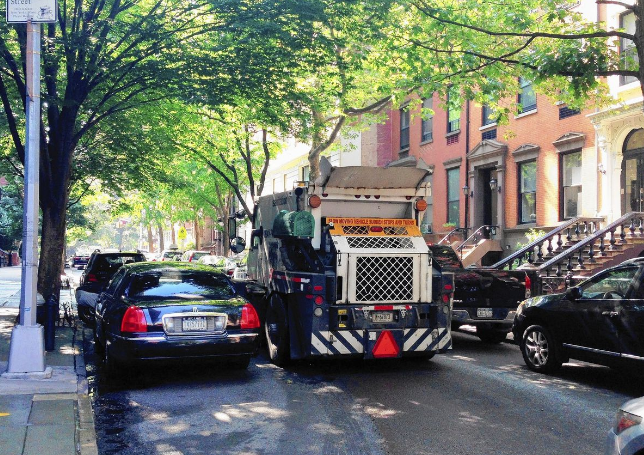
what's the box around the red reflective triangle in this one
[372,330,400,358]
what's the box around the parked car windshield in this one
[199,255,226,267]
[428,246,462,269]
[91,254,144,273]
[162,251,182,261]
[126,271,235,300]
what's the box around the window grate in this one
[482,129,497,140]
[355,256,414,302]
[383,227,408,235]
[347,237,414,249]
[447,134,459,145]
[559,106,580,120]
[342,226,369,235]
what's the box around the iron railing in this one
[491,216,604,270]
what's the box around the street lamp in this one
[489,177,501,193]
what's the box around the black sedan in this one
[94,262,260,377]
[512,258,644,374]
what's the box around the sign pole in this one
[6,20,46,374]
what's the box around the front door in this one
[622,153,644,213]
[479,168,498,228]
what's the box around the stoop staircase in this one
[486,212,644,294]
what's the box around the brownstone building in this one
[366,84,597,261]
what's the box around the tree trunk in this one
[157,224,164,251]
[38,205,66,300]
[171,224,176,246]
[147,225,154,252]
[194,215,201,250]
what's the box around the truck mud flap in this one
[310,328,451,357]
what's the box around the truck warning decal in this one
[327,218,416,226]
[327,218,421,237]
[310,328,451,356]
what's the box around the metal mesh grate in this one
[342,225,369,235]
[355,256,414,301]
[383,227,408,235]
[347,237,414,249]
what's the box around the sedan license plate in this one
[477,308,494,318]
[372,311,393,323]
[182,316,208,332]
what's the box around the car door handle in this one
[601,311,619,318]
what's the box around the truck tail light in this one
[308,195,322,208]
[121,306,147,333]
[241,303,260,329]
[524,273,532,298]
[415,199,428,211]
[443,283,453,303]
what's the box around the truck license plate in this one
[476,308,494,318]
[372,312,393,323]
[182,316,208,332]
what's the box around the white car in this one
[606,396,644,455]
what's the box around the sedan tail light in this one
[615,409,643,434]
[87,274,98,282]
[240,303,260,329]
[121,306,148,333]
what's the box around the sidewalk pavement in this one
[0,284,98,455]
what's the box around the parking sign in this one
[6,0,57,23]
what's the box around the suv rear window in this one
[90,254,145,273]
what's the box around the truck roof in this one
[317,157,431,190]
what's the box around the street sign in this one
[178,227,187,240]
[6,0,57,23]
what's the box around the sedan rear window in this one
[127,272,235,300]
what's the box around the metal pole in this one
[6,20,46,374]
[21,20,41,327]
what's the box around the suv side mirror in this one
[230,236,246,254]
[566,286,582,300]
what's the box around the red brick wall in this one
[469,94,595,229]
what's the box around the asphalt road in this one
[81,325,644,455]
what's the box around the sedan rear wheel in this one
[521,324,562,374]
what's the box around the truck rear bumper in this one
[308,327,451,358]
[452,309,516,331]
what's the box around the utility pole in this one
[4,1,58,375]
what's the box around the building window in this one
[561,151,582,219]
[518,78,537,113]
[421,97,433,142]
[285,169,298,190]
[482,105,496,126]
[447,168,460,225]
[620,12,638,86]
[400,107,410,150]
[447,88,461,133]
[519,160,537,223]
[302,165,310,182]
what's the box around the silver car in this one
[606,396,644,455]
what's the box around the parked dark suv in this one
[75,250,146,324]
[513,258,644,374]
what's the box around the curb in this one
[74,324,98,455]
